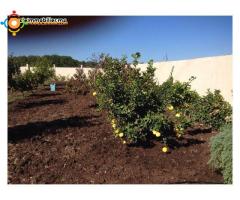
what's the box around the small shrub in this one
[10,57,55,93]
[65,68,89,95]
[191,90,232,129]
[11,69,39,93]
[74,68,87,81]
[33,57,55,85]
[54,75,67,82]
[208,124,232,184]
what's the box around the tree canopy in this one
[8,55,98,68]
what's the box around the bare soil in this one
[8,86,223,184]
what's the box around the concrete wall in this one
[139,55,232,103]
[20,55,232,103]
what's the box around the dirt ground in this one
[8,86,223,184]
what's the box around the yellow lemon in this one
[162,146,168,153]
[92,91,97,96]
[167,105,174,111]
[114,129,120,134]
[175,128,179,132]
[155,132,161,137]
[123,140,126,144]
[152,130,157,135]
[175,113,181,118]
[119,132,124,137]
[111,119,116,124]
[112,124,116,129]
[152,130,161,137]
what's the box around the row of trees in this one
[8,54,98,69]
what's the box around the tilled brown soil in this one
[8,86,223,184]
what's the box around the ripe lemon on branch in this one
[119,132,124,137]
[111,119,116,124]
[175,113,181,118]
[167,105,174,111]
[114,129,120,134]
[162,146,169,153]
[152,130,161,137]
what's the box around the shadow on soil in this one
[128,140,156,149]
[16,99,67,109]
[127,134,205,150]
[167,137,205,149]
[187,127,212,135]
[30,92,62,98]
[8,115,101,143]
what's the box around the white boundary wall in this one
[139,55,232,104]
[20,55,232,103]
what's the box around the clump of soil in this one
[8,87,223,184]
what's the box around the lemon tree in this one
[93,53,232,151]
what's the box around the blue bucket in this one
[50,83,56,92]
